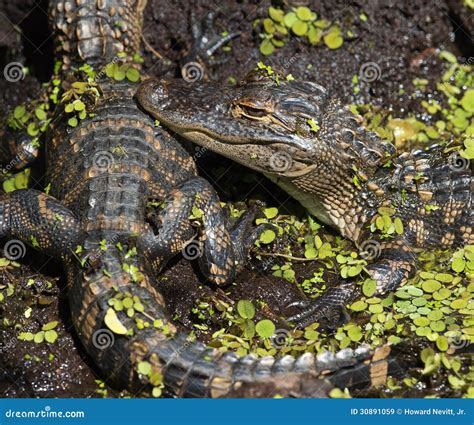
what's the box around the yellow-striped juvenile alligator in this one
[137,71,473,328]
[0,0,413,397]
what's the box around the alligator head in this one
[138,70,396,239]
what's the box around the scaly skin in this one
[137,70,473,327]
[0,1,416,397]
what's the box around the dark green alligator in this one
[137,70,473,328]
[0,0,413,397]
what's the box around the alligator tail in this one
[69,260,409,398]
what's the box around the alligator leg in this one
[180,10,240,79]
[287,240,418,328]
[141,176,264,286]
[0,189,82,260]
[0,130,39,181]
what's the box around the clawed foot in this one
[286,282,358,329]
[228,201,271,269]
[181,11,240,81]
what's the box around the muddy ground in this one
[0,0,472,397]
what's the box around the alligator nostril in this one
[137,79,170,112]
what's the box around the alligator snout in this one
[136,78,171,117]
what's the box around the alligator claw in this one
[229,202,268,267]
[285,299,311,310]
[181,10,240,79]
[286,283,359,329]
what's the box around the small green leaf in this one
[73,100,85,111]
[259,229,276,244]
[14,105,26,119]
[450,299,467,309]
[368,304,383,314]
[263,18,275,34]
[414,317,430,327]
[152,387,162,397]
[350,300,367,311]
[436,336,449,351]
[68,117,78,127]
[242,319,255,339]
[42,321,58,331]
[283,12,297,28]
[307,26,322,45]
[104,307,128,335]
[362,279,376,297]
[35,108,46,120]
[304,247,317,259]
[126,68,140,83]
[263,207,278,219]
[291,20,308,36]
[430,321,445,332]
[27,122,39,136]
[34,331,45,344]
[237,300,255,320]
[268,7,284,23]
[44,330,58,343]
[18,332,34,341]
[452,257,465,273]
[255,319,275,338]
[114,67,126,81]
[422,279,442,293]
[259,39,274,56]
[295,6,313,21]
[394,217,404,234]
[347,325,362,342]
[460,89,474,113]
[439,50,457,64]
[324,29,343,49]
[137,361,152,376]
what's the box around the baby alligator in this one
[138,71,473,327]
[0,1,407,397]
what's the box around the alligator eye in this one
[241,105,267,117]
